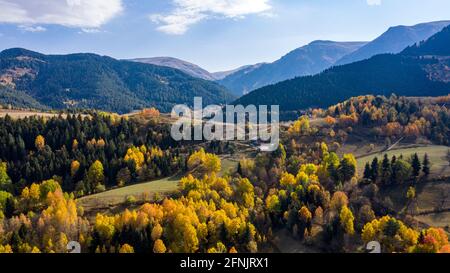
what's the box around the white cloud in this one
[367,0,382,6]
[81,28,101,34]
[0,0,123,28]
[151,0,272,35]
[19,25,47,32]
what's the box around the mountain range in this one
[211,64,265,81]
[1,20,449,116]
[130,57,262,83]
[336,20,450,66]
[218,41,367,96]
[219,21,450,97]
[234,25,450,115]
[131,57,217,81]
[0,49,234,113]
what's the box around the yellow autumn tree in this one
[71,160,80,177]
[124,146,145,170]
[87,160,104,189]
[280,172,297,189]
[153,239,166,253]
[265,194,281,213]
[72,139,79,151]
[151,224,163,241]
[187,149,221,175]
[330,191,348,212]
[339,206,355,235]
[35,135,45,151]
[361,216,419,253]
[0,244,13,253]
[289,116,311,135]
[119,244,134,253]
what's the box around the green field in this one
[378,179,450,232]
[269,229,321,253]
[380,179,450,231]
[220,157,239,176]
[381,180,450,212]
[78,175,181,211]
[356,145,450,177]
[78,157,239,214]
[415,212,450,229]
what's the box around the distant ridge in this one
[336,20,450,65]
[218,41,367,96]
[212,64,266,81]
[131,57,216,81]
[234,25,450,115]
[0,48,235,113]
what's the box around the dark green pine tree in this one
[381,154,392,183]
[370,157,379,182]
[391,155,397,165]
[4,197,16,218]
[411,153,421,177]
[363,162,372,180]
[338,158,356,182]
[422,153,430,177]
[237,162,243,176]
[389,155,398,184]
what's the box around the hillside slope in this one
[131,57,216,81]
[336,20,450,65]
[219,41,367,96]
[0,49,234,113]
[234,26,450,114]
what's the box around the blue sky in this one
[0,0,449,72]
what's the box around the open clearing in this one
[382,180,450,212]
[220,157,239,176]
[379,179,449,232]
[415,212,450,229]
[356,145,450,177]
[78,175,181,211]
[0,109,62,119]
[268,229,320,253]
[78,156,240,214]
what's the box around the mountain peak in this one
[402,25,450,56]
[131,57,215,81]
[234,23,450,114]
[219,41,366,96]
[336,20,450,66]
[0,48,234,113]
[0,48,44,59]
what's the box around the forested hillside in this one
[219,41,366,96]
[234,26,450,115]
[0,112,184,196]
[336,21,450,65]
[0,48,234,113]
[402,23,450,56]
[1,101,449,253]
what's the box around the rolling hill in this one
[130,57,216,81]
[403,23,450,56]
[211,64,265,81]
[0,48,235,113]
[218,41,367,96]
[131,57,262,83]
[234,25,450,115]
[336,20,450,65]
